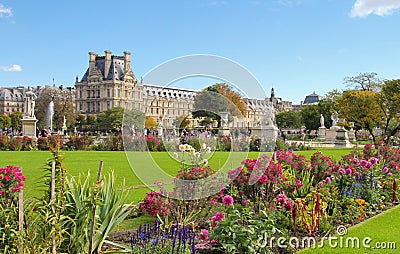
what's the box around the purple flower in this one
[222,195,234,206]
[370,157,378,165]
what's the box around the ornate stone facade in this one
[75,51,295,128]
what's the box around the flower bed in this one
[134,145,400,253]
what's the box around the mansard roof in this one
[81,55,134,82]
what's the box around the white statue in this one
[320,114,325,127]
[25,87,37,118]
[62,116,67,129]
[264,103,275,126]
[331,111,339,127]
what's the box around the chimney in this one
[124,51,131,73]
[104,50,112,78]
[89,52,97,74]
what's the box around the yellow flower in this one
[357,214,363,221]
[381,196,385,200]
[380,204,386,209]
[179,144,186,151]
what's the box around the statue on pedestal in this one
[263,103,275,127]
[331,111,340,128]
[320,114,325,127]
[24,87,37,118]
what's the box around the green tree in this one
[193,86,236,127]
[344,72,381,91]
[9,111,23,130]
[0,114,11,130]
[318,89,342,129]
[96,107,144,131]
[275,110,302,129]
[378,79,400,141]
[300,105,320,132]
[35,86,75,130]
[173,115,190,129]
[335,90,383,143]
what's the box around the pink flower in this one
[199,229,209,241]
[360,160,368,167]
[4,175,11,181]
[222,195,234,206]
[345,167,352,175]
[370,157,378,165]
[215,212,225,221]
[383,167,389,173]
[338,168,346,174]
[276,193,287,205]
[365,162,373,169]
[388,172,393,177]
[318,181,324,187]
[243,200,250,206]
[284,200,293,211]
[352,158,359,165]
[325,177,331,183]
[211,220,218,228]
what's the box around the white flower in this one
[206,147,212,153]
[179,144,186,151]
[195,152,201,158]
[202,159,208,166]
[202,143,207,150]
[190,148,196,154]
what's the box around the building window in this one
[80,90,82,98]
[79,102,82,111]
[107,89,110,97]
[117,89,121,97]
[151,108,153,114]
[97,90,100,98]
[107,101,110,109]
[124,90,127,98]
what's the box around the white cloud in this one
[0,64,22,72]
[350,0,400,18]
[0,4,13,17]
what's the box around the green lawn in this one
[0,149,352,203]
[298,204,400,254]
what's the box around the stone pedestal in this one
[318,127,326,140]
[348,129,356,141]
[21,117,38,139]
[325,127,352,148]
[252,125,279,151]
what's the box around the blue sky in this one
[1,0,400,103]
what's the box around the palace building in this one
[75,50,295,128]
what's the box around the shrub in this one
[66,136,93,150]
